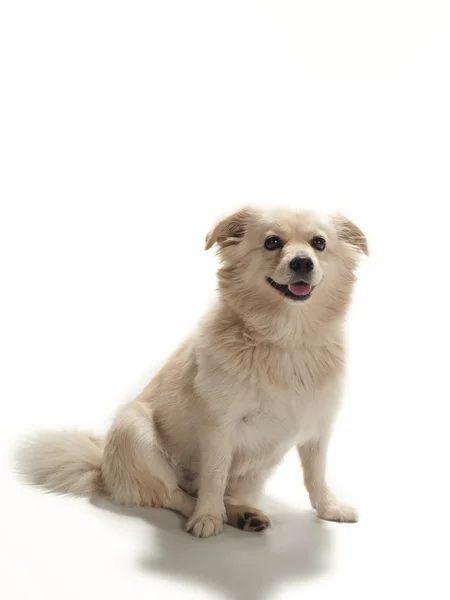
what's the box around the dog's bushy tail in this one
[16,431,104,495]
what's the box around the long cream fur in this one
[17,206,367,537]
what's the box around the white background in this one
[1,1,450,599]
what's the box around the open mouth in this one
[267,277,314,302]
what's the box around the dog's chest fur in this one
[232,385,327,454]
[196,336,344,467]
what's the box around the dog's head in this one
[206,206,367,309]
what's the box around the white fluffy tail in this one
[16,430,104,495]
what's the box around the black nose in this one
[289,256,314,274]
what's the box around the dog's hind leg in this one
[101,401,193,515]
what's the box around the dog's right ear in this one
[205,208,252,250]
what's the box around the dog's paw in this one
[187,513,224,538]
[236,510,272,533]
[316,503,358,523]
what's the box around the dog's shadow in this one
[90,496,333,600]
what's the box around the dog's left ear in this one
[334,215,369,256]
[205,208,252,250]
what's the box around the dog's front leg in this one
[297,430,358,523]
[186,433,231,538]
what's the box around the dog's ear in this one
[334,215,369,256]
[205,208,252,250]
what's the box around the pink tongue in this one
[288,282,311,296]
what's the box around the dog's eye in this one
[311,236,326,251]
[264,236,283,251]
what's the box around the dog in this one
[18,205,368,538]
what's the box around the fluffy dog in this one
[18,206,368,538]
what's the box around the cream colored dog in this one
[18,206,368,538]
